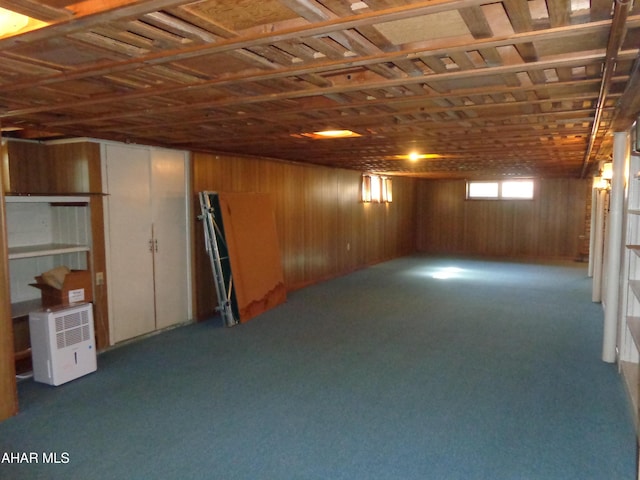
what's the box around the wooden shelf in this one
[8,243,90,260]
[11,299,42,319]
[5,195,90,204]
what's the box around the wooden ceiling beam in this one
[0,0,194,48]
[114,85,612,134]
[547,0,572,28]
[1,16,636,119]
[29,49,634,129]
[4,0,596,94]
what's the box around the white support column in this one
[592,188,605,302]
[602,132,628,363]
[588,185,597,277]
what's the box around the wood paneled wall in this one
[0,143,18,421]
[3,140,110,349]
[416,178,591,259]
[0,139,592,420]
[192,153,417,318]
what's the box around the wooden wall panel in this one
[417,180,465,253]
[192,152,418,319]
[0,159,18,421]
[417,178,591,259]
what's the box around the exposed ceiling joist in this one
[0,0,639,179]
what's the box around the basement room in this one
[1,1,640,479]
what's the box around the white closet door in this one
[150,148,189,330]
[104,144,156,343]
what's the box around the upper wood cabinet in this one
[2,140,101,195]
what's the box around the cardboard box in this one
[31,270,93,307]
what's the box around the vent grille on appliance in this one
[55,309,91,349]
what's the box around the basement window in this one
[466,180,534,200]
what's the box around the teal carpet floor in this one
[0,256,636,479]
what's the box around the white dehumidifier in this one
[29,302,97,386]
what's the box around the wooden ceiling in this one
[1,0,640,179]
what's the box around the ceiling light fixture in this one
[0,7,29,36]
[298,129,361,139]
[313,129,360,138]
[393,153,443,161]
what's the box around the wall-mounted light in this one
[382,177,392,202]
[592,161,612,191]
[362,174,372,202]
[593,176,610,191]
[362,174,392,203]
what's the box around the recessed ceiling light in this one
[298,129,362,139]
[314,129,360,138]
[394,153,442,161]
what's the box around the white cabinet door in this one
[104,144,156,343]
[150,148,188,331]
[104,143,190,344]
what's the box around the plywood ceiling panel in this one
[374,11,471,44]
[184,0,300,31]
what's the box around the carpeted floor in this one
[0,255,636,479]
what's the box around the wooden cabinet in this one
[102,143,190,344]
[5,195,92,372]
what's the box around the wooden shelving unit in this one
[5,195,92,374]
[622,153,640,439]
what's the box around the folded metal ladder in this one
[198,191,238,327]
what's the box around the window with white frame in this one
[466,179,534,200]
